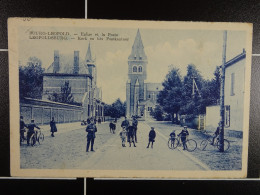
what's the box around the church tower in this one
[126,29,147,117]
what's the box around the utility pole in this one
[191,76,201,98]
[219,30,227,152]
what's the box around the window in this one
[225,105,230,127]
[133,66,137,72]
[230,73,235,96]
[138,66,142,72]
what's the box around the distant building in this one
[126,29,163,119]
[205,50,246,136]
[42,43,104,121]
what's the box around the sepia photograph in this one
[8,18,252,178]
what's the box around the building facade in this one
[42,43,104,121]
[126,30,162,119]
[205,50,246,136]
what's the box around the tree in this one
[180,64,204,117]
[151,105,164,121]
[48,81,79,105]
[157,67,183,123]
[104,99,126,118]
[19,57,44,99]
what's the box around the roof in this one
[45,53,90,74]
[85,42,94,63]
[225,50,246,69]
[145,83,163,91]
[128,29,147,61]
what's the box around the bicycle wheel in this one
[216,139,230,151]
[200,140,208,151]
[38,133,44,144]
[168,138,179,149]
[185,139,197,152]
[30,134,36,146]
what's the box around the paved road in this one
[79,120,206,170]
[20,119,207,170]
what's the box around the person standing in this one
[147,127,156,148]
[178,126,189,150]
[132,117,138,143]
[121,116,130,130]
[127,124,136,147]
[27,119,40,146]
[119,127,127,147]
[50,117,57,137]
[86,118,97,152]
[20,116,27,141]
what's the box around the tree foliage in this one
[157,64,221,122]
[48,81,81,106]
[157,67,182,122]
[104,99,126,118]
[150,105,164,121]
[19,57,44,99]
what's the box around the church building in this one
[126,29,162,120]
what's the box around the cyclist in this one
[27,119,40,146]
[211,122,221,145]
[178,126,189,150]
[20,116,28,141]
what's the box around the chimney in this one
[53,50,59,73]
[74,51,79,74]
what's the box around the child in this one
[119,127,127,147]
[178,126,189,150]
[169,130,176,148]
[147,127,156,149]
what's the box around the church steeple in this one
[86,42,93,63]
[128,29,147,61]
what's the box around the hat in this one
[184,126,187,128]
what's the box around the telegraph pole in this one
[219,30,227,152]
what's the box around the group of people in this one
[20,116,57,146]
[119,116,138,147]
[82,117,102,126]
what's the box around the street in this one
[20,118,242,171]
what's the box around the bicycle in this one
[168,135,197,152]
[200,135,230,151]
[29,128,44,146]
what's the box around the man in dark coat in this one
[50,117,57,137]
[121,116,129,130]
[178,126,189,150]
[86,118,97,152]
[147,127,156,148]
[132,117,138,143]
[27,119,40,146]
[127,125,136,147]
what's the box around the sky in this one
[18,26,247,104]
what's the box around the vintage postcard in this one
[8,18,252,178]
